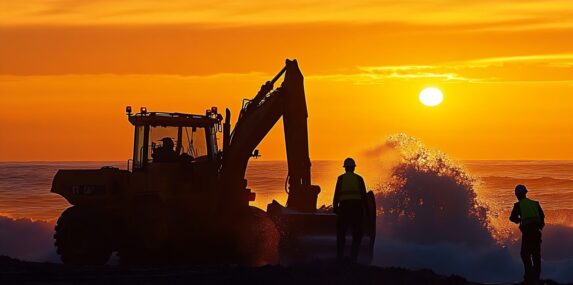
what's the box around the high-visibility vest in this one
[519,198,541,226]
[339,172,362,201]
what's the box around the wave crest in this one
[373,133,494,246]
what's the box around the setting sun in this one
[419,87,444,107]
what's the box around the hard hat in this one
[160,137,173,142]
[343,157,356,168]
[515,184,528,196]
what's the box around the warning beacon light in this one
[140,107,148,114]
[125,106,132,116]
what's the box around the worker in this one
[152,137,179,162]
[333,157,368,262]
[509,184,545,284]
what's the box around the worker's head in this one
[515,184,528,200]
[343,157,356,172]
[160,137,175,150]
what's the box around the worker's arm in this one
[509,203,521,224]
[333,176,342,213]
[358,176,367,200]
[358,176,370,218]
[538,202,545,230]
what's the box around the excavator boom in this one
[220,59,319,211]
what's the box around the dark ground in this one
[0,256,564,285]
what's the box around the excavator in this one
[50,59,376,266]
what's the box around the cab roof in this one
[128,112,219,127]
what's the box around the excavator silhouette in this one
[51,59,376,266]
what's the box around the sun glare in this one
[419,87,443,107]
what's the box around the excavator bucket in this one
[267,191,376,264]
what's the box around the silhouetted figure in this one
[510,184,545,284]
[152,137,179,163]
[333,157,368,262]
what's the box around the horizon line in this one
[2,159,573,163]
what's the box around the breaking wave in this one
[0,216,57,262]
[373,134,493,246]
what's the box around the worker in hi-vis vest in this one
[510,184,545,284]
[333,157,368,262]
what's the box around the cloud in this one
[364,67,469,81]
[1,20,573,82]
[305,51,573,85]
[3,0,573,29]
[351,53,573,84]
[467,53,573,64]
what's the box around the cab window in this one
[133,125,145,169]
[181,126,208,158]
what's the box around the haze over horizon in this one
[1,0,572,161]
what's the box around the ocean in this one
[1,160,572,224]
[1,160,573,282]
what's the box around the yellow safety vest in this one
[339,172,362,201]
[519,198,541,226]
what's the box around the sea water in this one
[1,159,573,282]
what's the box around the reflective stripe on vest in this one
[340,173,362,201]
[519,198,541,226]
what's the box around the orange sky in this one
[1,0,572,161]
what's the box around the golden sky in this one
[1,0,573,161]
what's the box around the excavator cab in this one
[127,110,222,170]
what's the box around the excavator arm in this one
[220,59,320,211]
[220,59,375,264]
